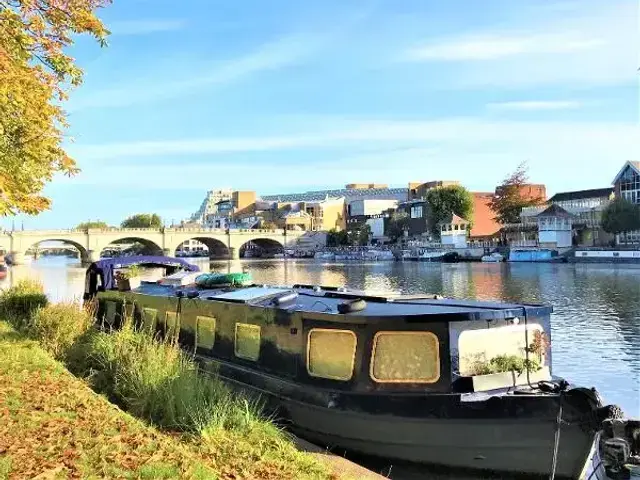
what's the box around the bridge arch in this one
[173,237,229,259]
[239,238,284,259]
[25,239,87,262]
[100,237,163,258]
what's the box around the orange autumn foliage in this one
[0,0,110,215]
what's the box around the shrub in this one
[78,323,272,437]
[0,279,48,325]
[28,302,94,360]
[468,354,541,376]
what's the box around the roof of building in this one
[548,188,613,203]
[260,187,407,203]
[439,213,468,225]
[536,204,574,218]
[612,161,640,185]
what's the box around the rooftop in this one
[261,187,407,203]
[536,204,574,218]
[549,188,613,203]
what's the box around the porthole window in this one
[370,331,440,383]
[235,323,261,361]
[307,329,357,381]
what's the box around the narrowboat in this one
[84,256,639,479]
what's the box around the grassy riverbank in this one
[0,281,334,479]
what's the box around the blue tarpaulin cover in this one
[85,255,199,297]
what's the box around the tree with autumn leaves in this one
[0,0,110,216]
[490,162,545,224]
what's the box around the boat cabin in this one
[95,280,553,395]
[83,256,199,301]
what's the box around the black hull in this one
[92,279,605,480]
[200,357,597,479]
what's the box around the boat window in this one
[123,303,134,322]
[307,329,357,381]
[370,332,440,383]
[165,312,179,338]
[104,301,117,326]
[235,323,261,361]
[142,308,158,332]
[458,324,547,376]
[196,316,216,349]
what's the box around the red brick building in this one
[470,192,501,243]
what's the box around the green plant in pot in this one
[115,265,142,291]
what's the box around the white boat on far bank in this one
[481,252,504,263]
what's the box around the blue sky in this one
[5,0,639,229]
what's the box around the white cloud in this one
[69,4,373,111]
[401,1,638,88]
[70,118,639,161]
[68,118,640,196]
[69,33,317,110]
[108,19,186,36]
[487,101,584,111]
[405,33,604,61]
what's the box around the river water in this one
[3,256,638,417]
[2,257,639,478]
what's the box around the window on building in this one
[307,329,357,380]
[235,323,261,361]
[619,167,640,205]
[410,206,423,218]
[447,225,452,231]
[441,225,446,232]
[454,225,459,231]
[370,332,440,383]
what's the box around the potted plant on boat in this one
[465,331,551,391]
[115,265,142,291]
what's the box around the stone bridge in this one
[0,227,305,264]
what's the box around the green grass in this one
[0,283,338,479]
[0,321,219,479]
[0,456,11,480]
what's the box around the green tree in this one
[490,162,544,224]
[386,211,409,242]
[601,198,640,241]
[77,220,109,230]
[326,229,349,247]
[425,185,474,237]
[121,214,162,229]
[348,223,371,246]
[0,0,110,215]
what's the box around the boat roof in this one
[91,255,200,272]
[131,283,551,321]
[87,256,199,294]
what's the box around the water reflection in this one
[2,257,639,418]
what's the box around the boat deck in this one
[130,283,552,320]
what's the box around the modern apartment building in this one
[190,189,233,223]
